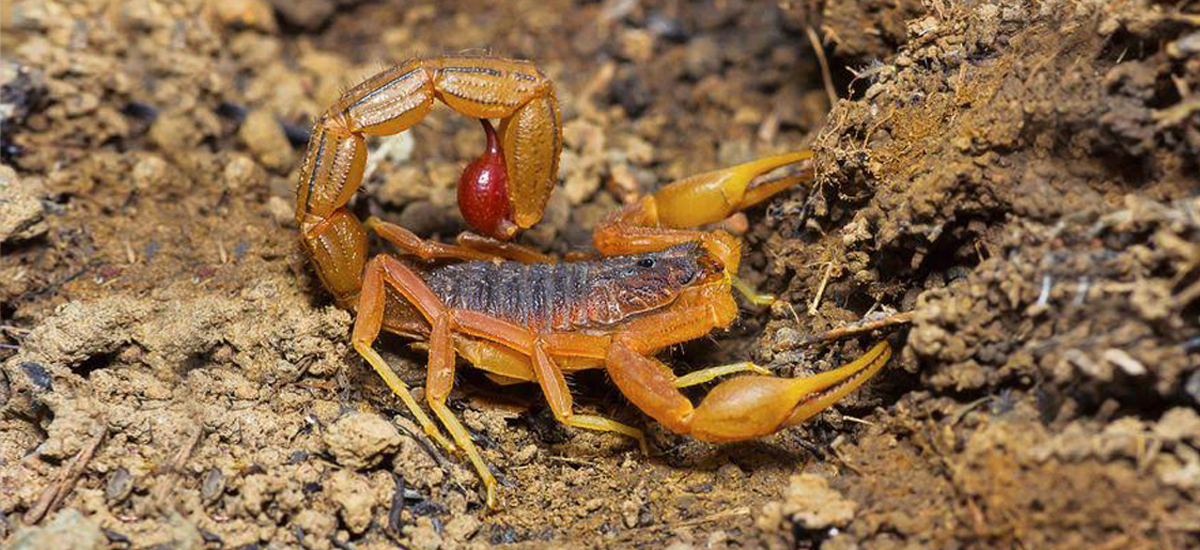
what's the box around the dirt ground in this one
[2,0,1199,548]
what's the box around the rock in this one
[20,296,150,368]
[239,109,295,172]
[1155,408,1200,443]
[0,164,47,242]
[684,36,722,78]
[378,165,432,206]
[265,195,294,226]
[757,474,856,532]
[406,516,443,550]
[562,170,601,205]
[398,200,460,237]
[323,412,404,469]
[223,153,266,194]
[131,154,183,195]
[443,515,481,542]
[10,509,105,550]
[621,498,641,528]
[0,60,45,129]
[208,0,278,32]
[150,110,203,157]
[292,508,337,545]
[268,0,335,30]
[328,470,375,535]
[618,28,655,62]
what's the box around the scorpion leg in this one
[530,342,649,455]
[368,216,554,264]
[364,255,500,509]
[673,362,772,388]
[454,233,555,264]
[352,256,455,453]
[366,217,501,262]
[447,314,649,453]
[425,314,499,510]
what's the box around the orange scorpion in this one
[295,55,891,508]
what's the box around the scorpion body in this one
[424,244,704,332]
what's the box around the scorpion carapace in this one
[424,242,706,331]
[295,54,893,509]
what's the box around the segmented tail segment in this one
[294,55,563,307]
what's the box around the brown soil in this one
[2,0,1199,549]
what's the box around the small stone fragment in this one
[208,0,278,31]
[10,509,106,550]
[323,412,403,469]
[200,467,225,504]
[406,516,443,550]
[758,473,857,532]
[106,467,134,504]
[443,515,481,542]
[1155,408,1200,443]
[619,28,655,62]
[621,498,641,528]
[150,110,203,157]
[328,470,375,535]
[0,165,47,242]
[265,196,294,226]
[239,109,295,171]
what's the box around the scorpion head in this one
[585,242,709,324]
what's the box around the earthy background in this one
[2,0,1199,548]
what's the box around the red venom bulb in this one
[458,119,517,240]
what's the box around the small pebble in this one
[106,467,133,504]
[323,412,403,469]
[201,467,225,504]
[21,362,51,391]
[328,470,374,535]
[239,110,295,171]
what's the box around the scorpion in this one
[295,55,892,508]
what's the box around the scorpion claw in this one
[646,150,813,230]
[608,341,892,443]
[690,341,892,441]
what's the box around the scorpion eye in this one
[637,258,655,268]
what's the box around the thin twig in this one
[25,427,108,523]
[546,455,597,468]
[806,26,838,109]
[837,414,875,426]
[949,395,994,427]
[808,261,835,316]
[394,423,452,470]
[631,506,751,534]
[800,310,915,346]
[172,426,205,472]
